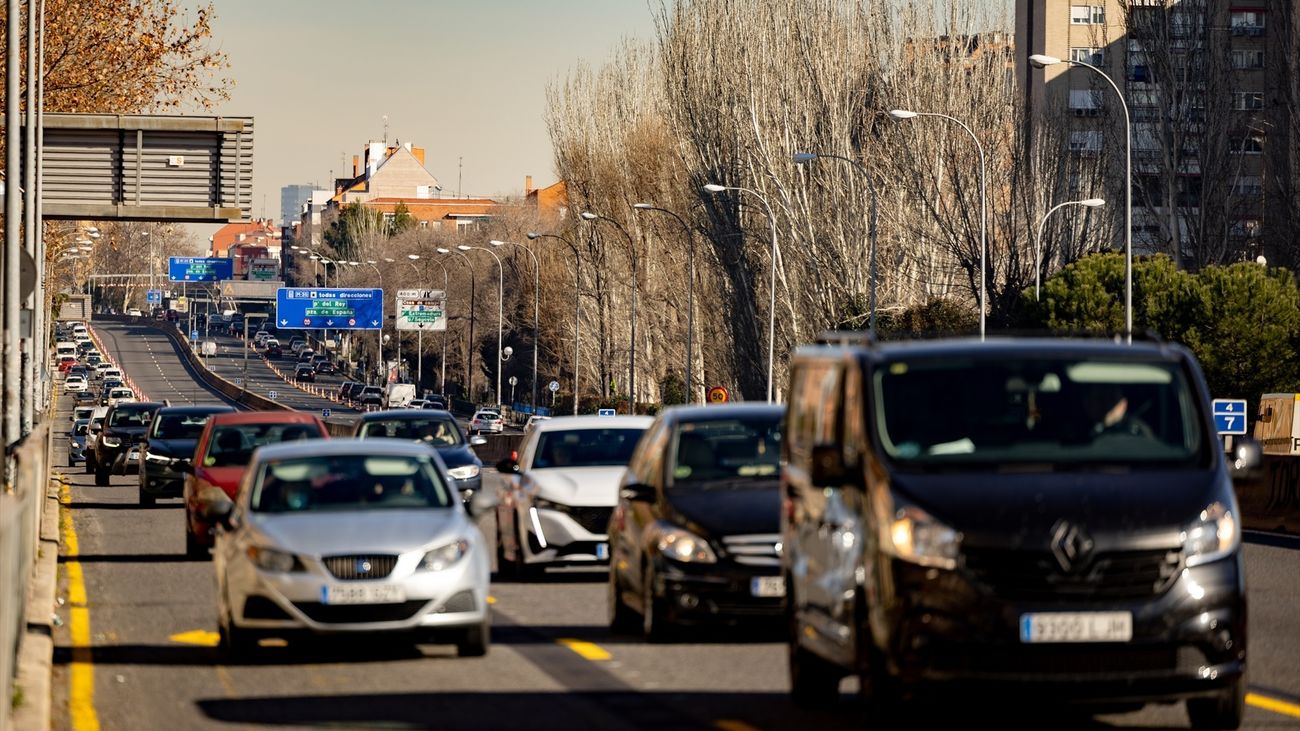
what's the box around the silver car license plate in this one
[1019,611,1132,643]
[750,576,786,598]
[322,584,406,605]
[595,542,609,560]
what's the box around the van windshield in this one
[873,356,1208,469]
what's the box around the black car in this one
[780,337,1254,727]
[314,359,336,375]
[293,364,316,382]
[425,394,448,410]
[297,348,315,363]
[345,382,367,402]
[139,404,235,505]
[352,409,486,499]
[264,342,282,358]
[98,379,125,405]
[94,401,164,486]
[337,381,357,400]
[610,404,785,640]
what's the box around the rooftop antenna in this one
[383,115,389,146]
[458,156,463,198]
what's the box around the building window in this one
[1069,131,1103,153]
[1070,47,1104,65]
[1232,176,1263,196]
[1229,219,1262,239]
[1232,136,1264,155]
[1233,92,1265,111]
[1129,64,1152,83]
[1069,89,1101,115]
[1230,10,1266,34]
[1232,49,1265,69]
[1070,5,1104,24]
[418,220,428,229]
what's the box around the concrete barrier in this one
[1236,454,1300,534]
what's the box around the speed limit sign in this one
[707,385,730,404]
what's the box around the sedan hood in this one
[432,444,480,470]
[665,483,781,538]
[248,509,467,556]
[147,438,199,460]
[528,466,628,507]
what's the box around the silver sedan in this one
[203,439,494,658]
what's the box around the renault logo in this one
[355,559,372,574]
[1050,520,1094,572]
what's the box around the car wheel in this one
[139,484,156,507]
[788,583,843,708]
[494,519,517,578]
[456,619,491,657]
[94,464,110,486]
[641,564,674,643]
[219,613,257,661]
[67,454,75,468]
[1186,676,1245,730]
[608,562,639,634]
[84,454,95,474]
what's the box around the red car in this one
[58,356,78,372]
[181,410,328,557]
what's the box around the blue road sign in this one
[190,329,200,340]
[275,288,384,330]
[168,257,233,282]
[146,289,162,304]
[1212,399,1248,435]
[598,408,616,417]
[322,408,331,419]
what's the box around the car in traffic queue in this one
[313,359,336,376]
[93,401,164,485]
[469,410,504,435]
[352,410,487,501]
[65,374,88,392]
[346,382,367,402]
[337,381,357,401]
[780,336,1253,729]
[83,406,109,473]
[58,355,79,373]
[609,404,786,641]
[105,387,137,408]
[264,340,282,358]
[495,415,653,576]
[203,439,494,658]
[139,404,236,506]
[293,364,316,382]
[72,405,95,423]
[182,410,329,557]
[358,386,384,408]
[126,308,143,317]
[67,418,90,467]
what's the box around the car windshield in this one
[103,380,123,390]
[108,408,153,427]
[361,418,463,446]
[204,422,324,467]
[670,416,783,487]
[874,355,1208,469]
[250,454,452,512]
[73,420,89,436]
[153,413,214,439]
[533,428,644,469]
[362,387,382,396]
[475,412,499,420]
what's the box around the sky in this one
[194,0,653,234]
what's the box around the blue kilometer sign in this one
[1211,399,1248,436]
[168,257,233,282]
[275,288,384,330]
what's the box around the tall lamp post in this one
[437,248,477,403]
[889,108,988,340]
[491,239,540,410]
[702,183,780,402]
[631,203,698,403]
[457,245,505,408]
[579,211,641,413]
[1029,54,1133,342]
[1035,198,1106,300]
[791,152,880,332]
[527,231,581,415]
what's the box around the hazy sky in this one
[199,0,653,229]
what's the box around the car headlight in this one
[419,539,469,571]
[448,465,480,480]
[885,503,961,570]
[658,528,717,564]
[100,436,120,448]
[246,545,301,573]
[1183,501,1238,567]
[531,496,562,512]
[145,451,177,464]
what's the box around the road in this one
[47,325,1300,730]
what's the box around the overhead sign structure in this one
[275,288,384,330]
[248,258,280,281]
[395,289,446,331]
[169,257,233,282]
[1212,399,1248,436]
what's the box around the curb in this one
[10,470,64,730]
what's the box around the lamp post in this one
[362,259,386,382]
[632,203,699,403]
[791,152,880,332]
[439,247,478,403]
[1029,54,1133,343]
[491,239,540,410]
[889,108,988,340]
[702,183,780,402]
[389,253,435,390]
[1034,198,1106,300]
[528,231,581,415]
[579,211,641,413]
[457,245,504,407]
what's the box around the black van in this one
[781,336,1255,728]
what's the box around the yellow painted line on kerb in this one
[556,638,611,661]
[59,476,101,731]
[1249,692,1300,719]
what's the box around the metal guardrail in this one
[1,422,51,731]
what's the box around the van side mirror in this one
[619,483,655,503]
[810,445,848,487]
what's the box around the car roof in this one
[207,410,323,426]
[155,404,236,416]
[254,437,434,462]
[657,403,785,424]
[532,415,654,431]
[356,409,455,422]
[798,336,1185,363]
[108,401,162,411]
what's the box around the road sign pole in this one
[417,328,423,393]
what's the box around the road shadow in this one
[1243,530,1300,550]
[52,635,462,669]
[489,567,607,585]
[62,501,179,511]
[58,552,208,564]
[492,622,784,647]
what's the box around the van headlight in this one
[1183,501,1238,567]
[99,436,120,448]
[448,465,480,480]
[246,546,301,573]
[145,452,177,464]
[657,528,717,564]
[420,539,469,571]
[884,503,961,570]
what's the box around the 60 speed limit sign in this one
[707,385,730,404]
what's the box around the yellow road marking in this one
[168,630,220,647]
[60,477,101,731]
[1249,692,1300,719]
[556,638,611,661]
[714,721,762,731]
[486,595,497,605]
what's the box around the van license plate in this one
[751,576,786,598]
[322,584,406,605]
[1019,612,1132,643]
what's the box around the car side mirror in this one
[466,489,499,518]
[470,436,487,446]
[197,487,235,527]
[619,482,655,503]
[810,444,849,487]
[495,457,519,474]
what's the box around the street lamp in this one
[889,108,988,340]
[1035,198,1106,300]
[458,244,505,408]
[579,211,641,412]
[632,203,699,404]
[702,183,781,402]
[491,239,540,410]
[791,152,880,333]
[438,247,477,400]
[528,231,581,415]
[1030,53,1133,342]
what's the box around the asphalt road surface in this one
[47,330,1300,730]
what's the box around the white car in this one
[126,308,143,317]
[205,439,494,658]
[469,410,504,435]
[106,387,136,407]
[495,415,653,575]
[101,368,123,382]
[65,375,88,392]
